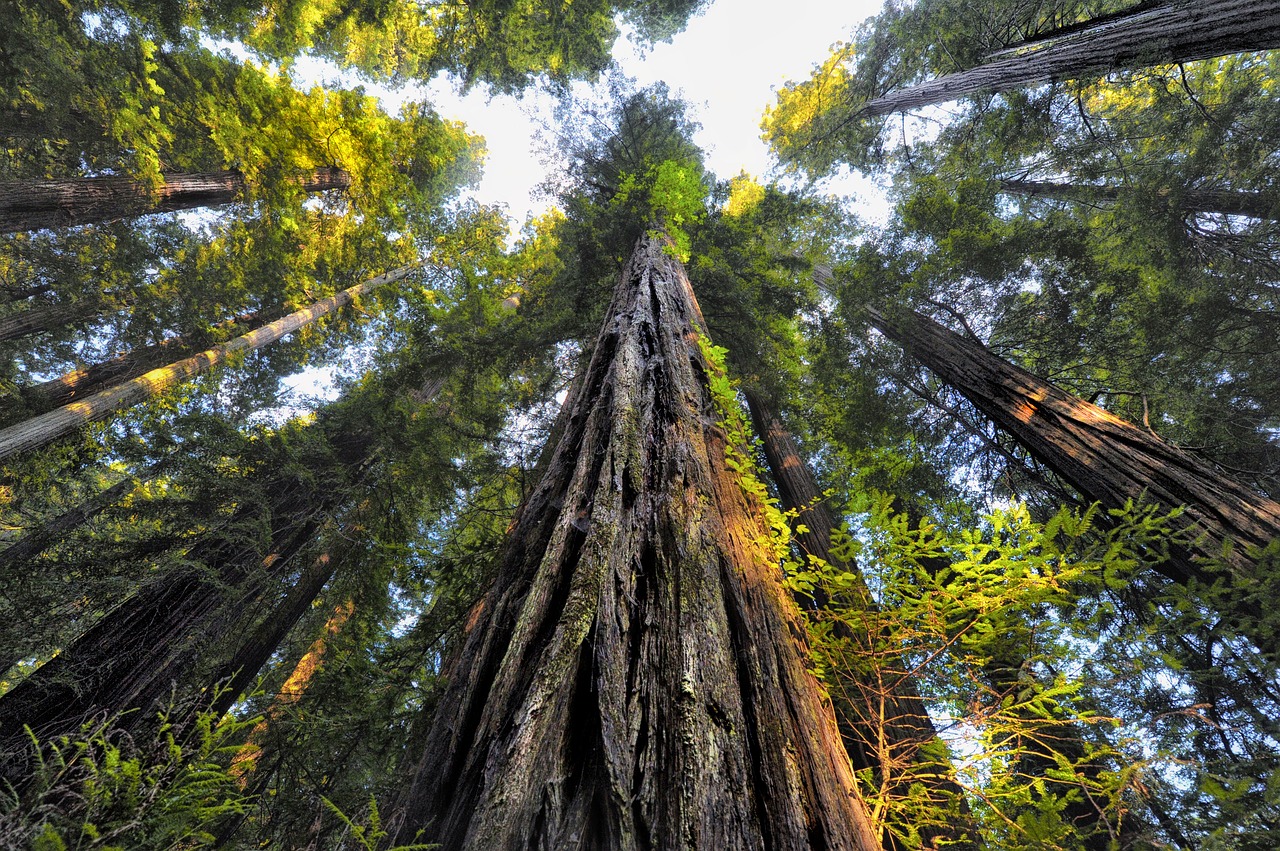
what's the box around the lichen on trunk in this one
[388,233,881,850]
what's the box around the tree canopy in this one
[2,1,1279,849]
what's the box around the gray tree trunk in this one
[0,267,413,461]
[1000,178,1280,219]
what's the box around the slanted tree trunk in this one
[744,389,972,849]
[857,0,1280,118]
[0,475,140,571]
[0,168,351,234]
[1000,178,1280,219]
[0,298,105,343]
[227,596,355,782]
[866,306,1280,642]
[13,309,265,413]
[385,233,881,850]
[0,484,335,757]
[0,266,413,461]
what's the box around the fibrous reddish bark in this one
[867,306,1280,628]
[387,234,881,850]
[1000,178,1280,220]
[857,0,1280,118]
[745,389,971,849]
[0,496,328,755]
[0,168,351,234]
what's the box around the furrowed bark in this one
[0,497,328,756]
[857,0,1280,118]
[387,233,881,850]
[0,168,351,234]
[867,306,1280,641]
[1000,178,1280,219]
[0,266,413,462]
[745,389,973,849]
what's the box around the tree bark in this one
[13,310,265,413]
[0,481,331,748]
[0,299,105,343]
[867,306,1280,635]
[0,413,377,764]
[0,168,351,234]
[1000,178,1280,219]
[0,475,139,571]
[857,0,1280,118]
[0,266,413,461]
[744,389,972,849]
[386,233,882,850]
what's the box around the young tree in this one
[744,388,971,849]
[386,233,882,850]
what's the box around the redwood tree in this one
[744,388,970,849]
[386,233,881,850]
[867,305,1280,643]
[853,0,1280,118]
[0,168,351,235]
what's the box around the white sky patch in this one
[285,0,887,225]
[612,0,880,182]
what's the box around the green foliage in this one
[0,707,256,849]
[789,495,1186,849]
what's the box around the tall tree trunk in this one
[856,0,1280,118]
[386,234,881,850]
[0,266,413,462]
[227,596,355,783]
[0,298,105,343]
[1000,178,1280,219]
[13,310,265,413]
[0,168,351,234]
[0,487,333,757]
[744,389,972,850]
[0,475,139,571]
[866,306,1280,642]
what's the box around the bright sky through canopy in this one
[407,0,886,225]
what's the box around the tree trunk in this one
[0,488,331,757]
[1000,178,1280,219]
[385,233,881,851]
[0,266,413,461]
[744,389,972,849]
[0,299,104,343]
[857,0,1280,117]
[0,168,351,234]
[866,306,1280,638]
[227,596,355,783]
[0,475,139,571]
[14,310,265,413]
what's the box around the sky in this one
[346,0,889,227]
[282,0,887,404]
